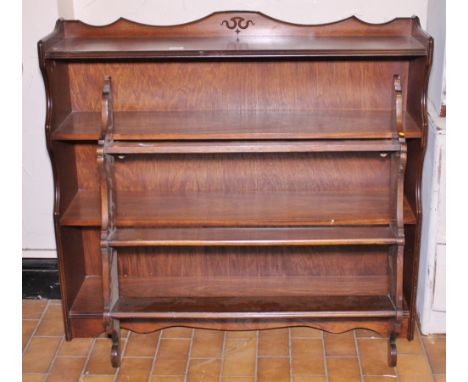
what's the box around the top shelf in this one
[45,35,427,60]
[40,13,431,61]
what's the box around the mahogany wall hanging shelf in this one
[39,11,432,367]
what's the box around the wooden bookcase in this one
[38,12,432,367]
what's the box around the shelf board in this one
[60,190,414,227]
[70,276,103,318]
[107,226,402,247]
[69,276,406,320]
[110,295,396,319]
[46,35,427,60]
[106,140,402,154]
[52,110,422,141]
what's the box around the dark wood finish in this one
[108,226,403,246]
[66,276,408,337]
[105,140,402,154]
[111,295,396,319]
[59,189,417,226]
[39,11,432,367]
[52,110,422,141]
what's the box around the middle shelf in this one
[52,109,422,141]
[60,189,417,227]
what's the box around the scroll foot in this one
[110,320,121,368]
[387,332,397,367]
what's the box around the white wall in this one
[416,0,446,334]
[426,0,446,113]
[23,0,430,258]
[22,0,60,258]
[71,0,428,26]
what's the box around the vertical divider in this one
[387,74,407,366]
[97,76,121,367]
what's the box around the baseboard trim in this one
[22,258,60,299]
[22,249,57,259]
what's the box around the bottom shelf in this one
[68,276,409,338]
[111,295,396,320]
[70,277,396,320]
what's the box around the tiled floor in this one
[23,300,446,382]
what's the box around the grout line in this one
[80,337,97,379]
[288,328,293,382]
[218,331,227,381]
[46,335,65,376]
[418,327,436,373]
[321,330,329,382]
[183,328,195,382]
[353,330,365,382]
[113,329,129,382]
[22,299,51,355]
[30,335,69,338]
[147,329,163,382]
[393,335,401,382]
[325,355,365,359]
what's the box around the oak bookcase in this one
[39,11,432,367]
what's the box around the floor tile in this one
[397,353,434,382]
[85,339,121,375]
[47,356,86,382]
[152,358,187,375]
[125,331,159,357]
[35,304,64,337]
[23,300,48,319]
[19,300,445,382]
[191,330,224,358]
[324,331,356,356]
[291,338,324,375]
[22,337,61,373]
[157,338,190,359]
[23,320,39,350]
[422,335,446,374]
[117,357,153,382]
[357,339,396,376]
[396,327,422,354]
[258,328,289,357]
[58,338,93,357]
[257,358,290,382]
[151,377,185,382]
[187,358,221,382]
[293,376,326,382]
[80,376,115,382]
[326,357,360,382]
[153,339,190,375]
[223,337,256,377]
[22,374,46,382]
[162,327,193,338]
[291,327,322,338]
[226,330,257,339]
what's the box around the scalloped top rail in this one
[40,12,431,59]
